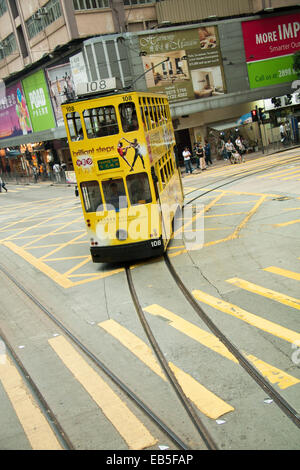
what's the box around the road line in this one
[99,319,234,419]
[0,355,62,450]
[2,241,73,288]
[264,266,300,282]
[192,289,300,345]
[226,277,300,310]
[48,335,157,450]
[144,305,299,389]
[274,219,300,227]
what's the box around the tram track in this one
[124,153,300,449]
[0,262,191,451]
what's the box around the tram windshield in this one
[126,173,152,205]
[102,179,128,211]
[80,181,103,213]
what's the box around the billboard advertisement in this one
[242,14,300,89]
[46,63,76,127]
[0,82,32,140]
[22,69,56,132]
[138,27,226,103]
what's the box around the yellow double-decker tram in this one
[62,79,184,263]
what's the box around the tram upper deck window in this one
[119,102,139,133]
[67,112,83,141]
[80,181,103,213]
[83,106,119,139]
[102,178,128,211]
[126,173,152,205]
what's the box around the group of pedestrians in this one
[219,135,246,162]
[183,140,212,175]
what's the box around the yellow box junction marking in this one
[144,305,299,390]
[227,277,300,310]
[264,266,300,282]
[192,289,300,345]
[48,335,157,450]
[0,355,63,450]
[99,319,234,419]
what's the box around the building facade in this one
[0,0,299,176]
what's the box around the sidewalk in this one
[180,143,300,178]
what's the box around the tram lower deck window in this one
[102,178,128,211]
[80,181,103,213]
[126,173,152,205]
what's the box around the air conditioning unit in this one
[38,7,47,15]
[33,12,41,20]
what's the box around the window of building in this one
[0,33,17,60]
[126,172,152,205]
[73,0,109,10]
[25,0,62,40]
[80,181,103,213]
[119,102,139,133]
[102,178,128,211]
[66,112,83,141]
[83,106,119,139]
[0,0,7,16]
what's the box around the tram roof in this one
[63,89,168,105]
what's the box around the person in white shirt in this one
[225,139,235,160]
[182,147,193,174]
[53,163,61,182]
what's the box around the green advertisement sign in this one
[247,55,298,89]
[22,70,56,132]
[138,27,226,103]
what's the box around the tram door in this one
[174,129,192,165]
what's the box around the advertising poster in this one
[138,27,226,103]
[46,63,76,127]
[242,13,300,89]
[70,52,89,90]
[0,81,32,140]
[22,69,56,132]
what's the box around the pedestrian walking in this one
[32,165,38,183]
[235,136,246,162]
[0,175,7,192]
[182,147,193,174]
[195,143,206,171]
[225,139,235,161]
[53,162,61,182]
[204,140,212,165]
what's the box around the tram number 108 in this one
[151,239,162,248]
[76,78,118,96]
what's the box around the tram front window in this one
[119,102,139,132]
[102,179,128,211]
[67,112,83,141]
[83,106,119,138]
[126,173,152,205]
[80,181,103,213]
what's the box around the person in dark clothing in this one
[0,175,7,192]
[204,140,212,165]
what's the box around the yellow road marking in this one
[204,212,247,217]
[0,355,62,450]
[48,335,157,450]
[264,266,300,282]
[99,319,234,419]
[3,241,73,288]
[144,305,299,389]
[226,277,300,310]
[192,289,300,345]
[274,218,300,227]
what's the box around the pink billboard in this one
[242,13,300,62]
[0,81,32,140]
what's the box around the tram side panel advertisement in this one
[138,27,226,103]
[22,69,56,132]
[242,13,300,89]
[0,81,32,140]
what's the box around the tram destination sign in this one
[76,78,120,96]
[98,157,120,171]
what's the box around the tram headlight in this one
[116,229,127,241]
